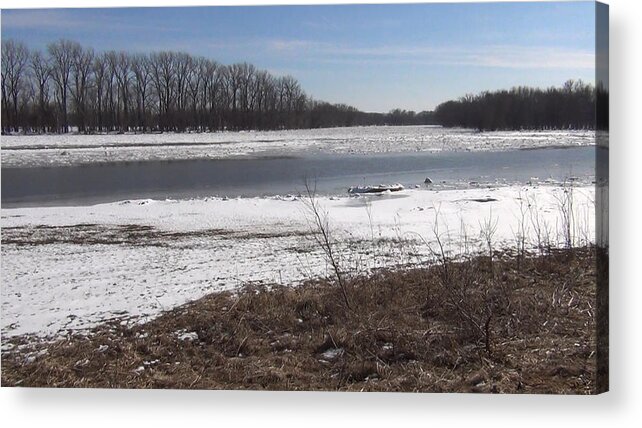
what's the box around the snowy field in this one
[1,126,595,168]
[1,184,595,340]
[1,126,597,341]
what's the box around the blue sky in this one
[1,2,596,112]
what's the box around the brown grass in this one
[1,247,599,393]
[1,223,312,247]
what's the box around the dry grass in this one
[1,223,312,247]
[1,247,600,393]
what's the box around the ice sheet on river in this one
[1,126,595,168]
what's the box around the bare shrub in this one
[554,181,576,248]
[527,191,553,255]
[429,204,451,284]
[479,208,499,278]
[302,179,352,311]
[511,189,530,270]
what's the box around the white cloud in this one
[254,38,594,70]
[267,39,317,51]
[1,9,88,30]
[1,9,180,34]
[458,45,595,70]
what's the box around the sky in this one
[1,1,596,112]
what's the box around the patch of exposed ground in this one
[1,224,312,247]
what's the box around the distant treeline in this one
[434,80,606,131]
[2,39,604,135]
[1,39,435,134]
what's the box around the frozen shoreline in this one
[1,184,595,340]
[1,126,595,168]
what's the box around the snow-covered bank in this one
[1,185,595,339]
[1,126,595,168]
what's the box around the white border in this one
[1,1,640,427]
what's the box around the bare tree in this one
[103,52,120,130]
[1,39,30,133]
[92,54,108,131]
[108,51,133,131]
[48,39,77,132]
[149,51,176,130]
[238,62,256,128]
[29,51,53,132]
[224,64,243,129]
[201,59,222,130]
[172,52,193,130]
[70,45,94,133]
[131,54,152,132]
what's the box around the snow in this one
[320,348,345,361]
[0,126,595,168]
[176,331,199,342]
[1,184,595,339]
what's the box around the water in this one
[1,146,596,207]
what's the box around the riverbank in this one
[1,185,595,339]
[1,246,601,393]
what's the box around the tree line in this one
[1,39,437,134]
[2,38,604,134]
[433,80,602,131]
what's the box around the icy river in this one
[2,146,595,207]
